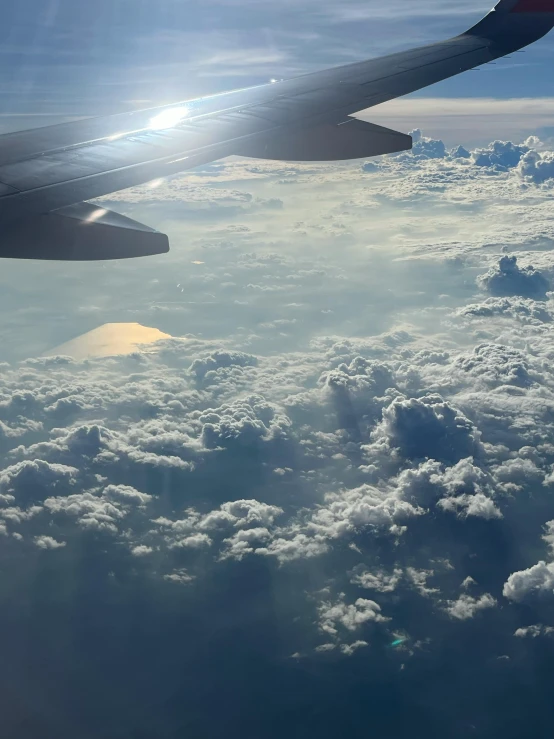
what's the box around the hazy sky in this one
[2,2,554,738]
[1,0,553,116]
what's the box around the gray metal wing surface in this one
[1,0,553,260]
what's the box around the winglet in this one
[509,0,554,12]
[466,0,554,47]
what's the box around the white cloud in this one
[374,394,482,464]
[517,149,554,184]
[350,567,403,593]
[3,128,554,681]
[477,256,550,300]
[340,640,369,656]
[446,593,497,620]
[365,99,554,147]
[34,535,66,550]
[307,484,423,542]
[163,569,194,584]
[406,568,439,597]
[170,533,212,549]
[438,492,503,520]
[318,595,389,636]
[504,561,554,602]
[543,520,554,553]
[514,624,554,638]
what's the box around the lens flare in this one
[148,106,189,131]
[391,638,406,647]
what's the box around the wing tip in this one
[466,0,554,45]
[510,0,554,12]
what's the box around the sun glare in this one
[148,106,189,131]
[85,207,108,223]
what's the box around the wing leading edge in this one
[0,0,552,260]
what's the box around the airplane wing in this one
[1,0,553,260]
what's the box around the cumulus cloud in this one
[517,149,554,183]
[438,492,502,520]
[542,520,554,552]
[0,460,78,504]
[190,350,258,383]
[454,343,534,388]
[4,126,554,735]
[458,297,552,325]
[33,535,66,550]
[514,624,554,638]
[340,640,369,656]
[199,395,291,449]
[374,395,481,464]
[503,561,554,602]
[131,545,154,556]
[307,484,422,542]
[410,129,446,160]
[477,256,550,300]
[450,145,470,159]
[446,593,497,620]
[163,568,194,584]
[318,595,389,637]
[472,140,529,170]
[350,566,403,593]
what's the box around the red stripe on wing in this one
[512,0,554,12]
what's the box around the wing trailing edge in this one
[239,119,412,162]
[0,203,169,260]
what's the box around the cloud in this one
[504,561,554,602]
[517,149,554,184]
[542,520,554,552]
[131,544,154,556]
[318,594,389,636]
[4,127,554,735]
[350,566,403,593]
[33,535,66,549]
[365,99,554,147]
[374,395,482,464]
[199,395,292,449]
[454,343,533,388]
[446,593,497,620]
[170,532,212,549]
[0,459,78,504]
[340,640,369,656]
[451,145,470,159]
[458,296,553,324]
[472,141,529,170]
[410,129,446,159]
[438,492,502,520]
[514,624,554,638]
[190,350,258,383]
[305,484,422,544]
[477,256,550,300]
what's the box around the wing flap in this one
[238,119,412,162]
[0,203,169,260]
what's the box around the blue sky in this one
[1,0,553,119]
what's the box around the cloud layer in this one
[2,129,554,736]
